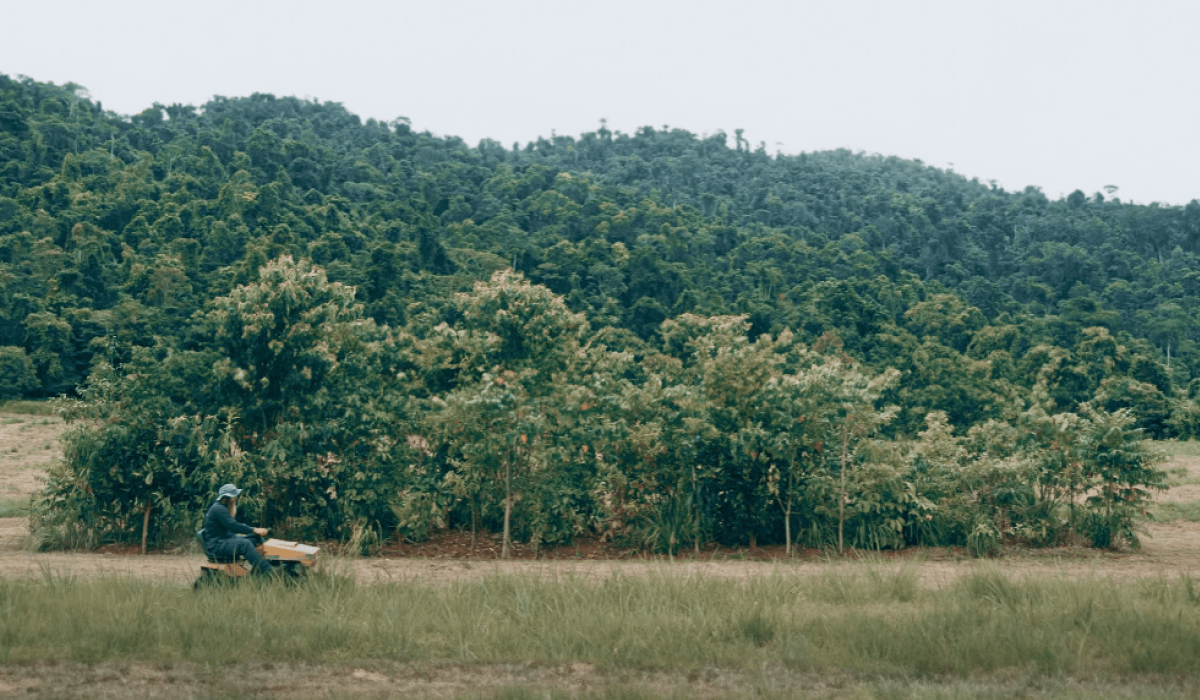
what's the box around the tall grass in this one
[0,566,1196,678]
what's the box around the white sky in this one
[2,0,1197,205]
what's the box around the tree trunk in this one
[1067,462,1077,535]
[839,428,850,555]
[692,463,701,555]
[784,499,793,557]
[141,502,152,555]
[471,495,479,555]
[502,461,512,559]
[785,457,797,557]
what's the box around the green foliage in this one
[0,346,38,398]
[0,73,1194,434]
[38,256,1171,553]
[425,270,624,556]
[33,363,248,548]
[36,256,418,546]
[1076,406,1168,548]
[4,72,1184,553]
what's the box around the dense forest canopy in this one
[1,74,1186,553]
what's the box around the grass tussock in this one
[0,565,1196,680]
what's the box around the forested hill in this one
[1,73,1198,437]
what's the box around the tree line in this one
[38,258,1163,555]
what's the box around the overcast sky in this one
[2,0,1196,205]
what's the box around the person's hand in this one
[253,527,268,536]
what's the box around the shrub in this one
[0,346,38,399]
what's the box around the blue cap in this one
[217,484,242,500]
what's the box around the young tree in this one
[39,356,246,551]
[1078,404,1167,548]
[752,363,835,556]
[435,370,544,558]
[658,314,785,552]
[824,362,900,553]
[597,350,714,556]
[427,270,619,557]
[204,255,362,435]
[687,316,783,550]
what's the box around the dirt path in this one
[1,526,1196,589]
[4,660,1193,700]
[2,513,1196,589]
[1,415,1197,589]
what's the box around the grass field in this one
[0,567,1197,698]
[0,425,1198,697]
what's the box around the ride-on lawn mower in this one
[194,530,320,588]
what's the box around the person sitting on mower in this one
[203,484,274,575]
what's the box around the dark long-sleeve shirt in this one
[203,501,254,549]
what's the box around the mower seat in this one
[196,529,243,564]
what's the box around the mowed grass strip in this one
[0,566,1197,678]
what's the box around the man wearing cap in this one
[203,484,274,575]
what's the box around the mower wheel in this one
[281,561,308,579]
[193,568,221,590]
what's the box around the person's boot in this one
[253,562,278,577]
